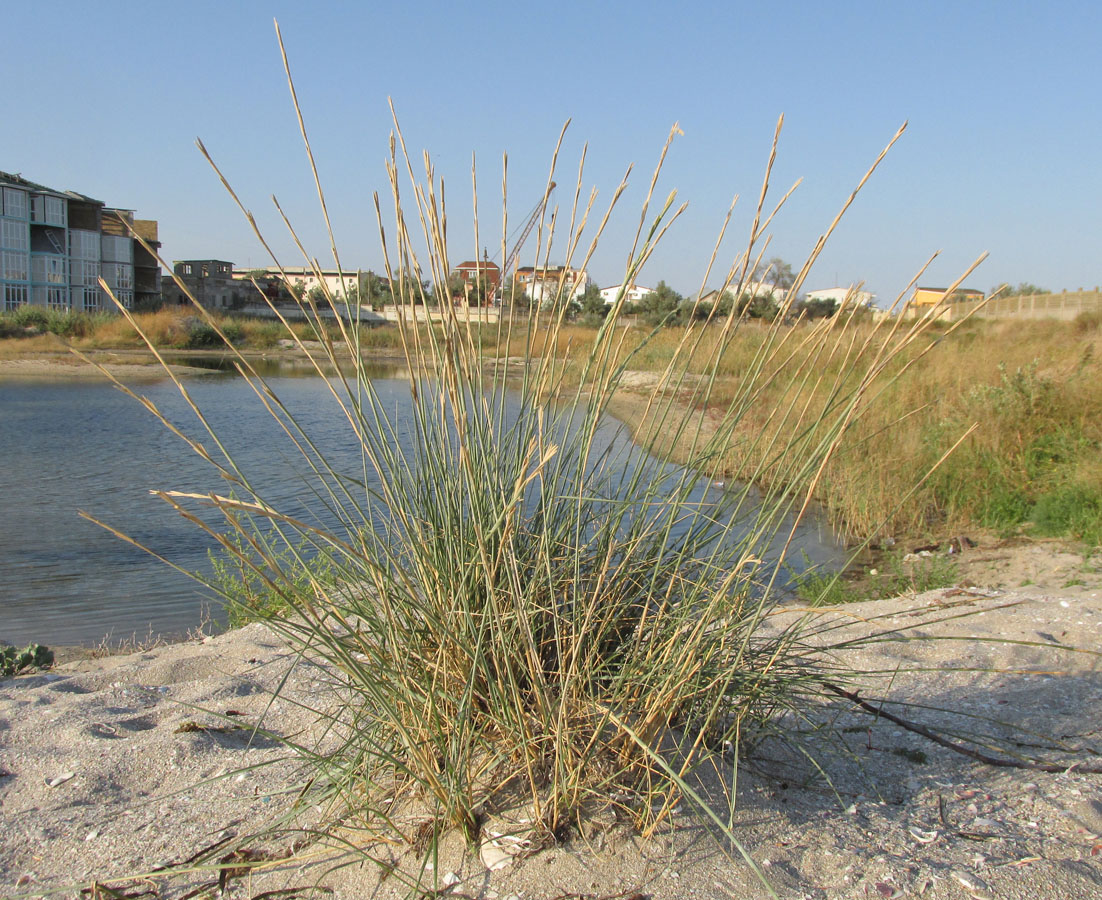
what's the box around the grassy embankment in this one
[506,312,1102,548]
[0,304,407,355]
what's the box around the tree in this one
[306,284,327,306]
[289,279,306,302]
[991,281,1047,298]
[795,297,838,320]
[745,294,780,321]
[497,276,530,311]
[577,283,607,325]
[635,281,684,326]
[754,257,796,293]
[359,271,391,310]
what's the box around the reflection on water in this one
[163,352,404,380]
[0,363,843,646]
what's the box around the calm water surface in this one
[0,365,844,646]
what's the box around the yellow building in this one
[911,286,984,307]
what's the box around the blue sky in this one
[3,1,1099,304]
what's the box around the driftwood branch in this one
[824,682,1102,775]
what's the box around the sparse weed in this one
[794,550,958,606]
[793,568,865,605]
[210,529,335,627]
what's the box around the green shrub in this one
[0,643,54,677]
[11,305,50,330]
[180,317,242,348]
[1073,309,1102,333]
[794,551,958,606]
[793,568,864,605]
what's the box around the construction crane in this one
[493,182,555,304]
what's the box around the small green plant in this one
[792,567,864,605]
[209,529,334,627]
[11,304,51,331]
[885,552,959,595]
[794,550,958,606]
[0,643,54,677]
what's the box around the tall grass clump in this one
[84,29,992,893]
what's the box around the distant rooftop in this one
[0,170,103,205]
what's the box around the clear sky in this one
[3,0,1098,305]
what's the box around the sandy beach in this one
[2,539,1100,899]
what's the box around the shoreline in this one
[0,345,412,380]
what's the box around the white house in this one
[234,266,364,300]
[515,264,588,304]
[805,287,876,308]
[599,283,653,305]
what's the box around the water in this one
[0,365,844,647]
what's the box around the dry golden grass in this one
[515,315,1102,543]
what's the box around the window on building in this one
[101,263,134,291]
[2,250,28,281]
[202,264,209,277]
[45,196,66,227]
[1,219,28,251]
[70,259,100,286]
[182,263,193,275]
[32,255,68,284]
[47,285,69,310]
[2,188,28,219]
[78,285,100,312]
[101,234,132,264]
[4,283,28,310]
[47,256,66,284]
[69,229,99,261]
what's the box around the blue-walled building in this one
[0,171,160,313]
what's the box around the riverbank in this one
[2,541,1100,899]
[0,352,214,379]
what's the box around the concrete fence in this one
[940,289,1102,323]
[378,305,500,324]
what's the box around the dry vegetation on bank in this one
[509,312,1102,546]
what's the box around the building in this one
[699,280,787,308]
[515,264,588,305]
[910,286,985,308]
[163,260,241,309]
[804,287,876,308]
[232,266,380,304]
[0,170,158,313]
[451,259,501,304]
[103,210,160,309]
[598,283,653,305]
